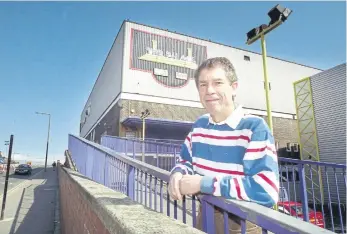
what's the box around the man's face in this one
[197,67,237,119]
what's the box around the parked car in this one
[14,164,32,175]
[278,201,324,228]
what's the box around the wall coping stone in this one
[60,166,204,234]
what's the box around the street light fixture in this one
[140,109,150,141]
[246,4,292,133]
[4,141,9,158]
[35,112,51,172]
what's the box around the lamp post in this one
[140,109,150,162]
[35,112,51,172]
[246,4,292,133]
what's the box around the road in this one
[0,166,45,196]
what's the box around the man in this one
[52,161,56,171]
[168,57,279,234]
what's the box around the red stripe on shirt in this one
[192,162,244,175]
[258,173,279,193]
[192,133,250,142]
[185,136,192,149]
[234,178,242,200]
[246,146,277,155]
[186,136,191,143]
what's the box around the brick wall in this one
[58,159,204,234]
[59,168,110,234]
[272,116,298,148]
[119,99,206,123]
[119,99,298,147]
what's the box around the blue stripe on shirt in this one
[170,109,279,208]
[192,142,246,164]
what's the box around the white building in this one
[79,20,323,152]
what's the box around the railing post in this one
[298,163,309,222]
[103,154,107,187]
[127,164,135,200]
[156,144,159,168]
[173,147,177,170]
[125,138,128,156]
[202,200,215,233]
[142,140,146,162]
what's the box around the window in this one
[286,143,292,152]
[293,143,299,152]
[275,141,279,150]
[244,55,250,61]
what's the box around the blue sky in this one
[0,2,345,162]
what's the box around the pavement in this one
[0,167,44,196]
[0,167,60,234]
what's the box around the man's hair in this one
[194,57,238,87]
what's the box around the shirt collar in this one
[207,105,245,129]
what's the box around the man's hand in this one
[168,172,183,200]
[179,174,203,196]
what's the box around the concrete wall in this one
[80,22,126,138]
[81,20,322,140]
[311,63,346,165]
[58,164,204,234]
[59,167,110,234]
[310,63,346,204]
[122,21,322,115]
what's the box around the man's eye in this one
[200,84,206,87]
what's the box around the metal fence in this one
[100,135,346,233]
[101,135,181,171]
[68,134,335,234]
[278,158,346,233]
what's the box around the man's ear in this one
[231,82,238,101]
[231,81,238,90]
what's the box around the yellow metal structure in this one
[293,77,324,204]
[259,35,276,210]
[260,34,273,134]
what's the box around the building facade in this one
[79,20,323,153]
[294,63,346,204]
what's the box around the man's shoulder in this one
[192,114,210,129]
[238,114,271,133]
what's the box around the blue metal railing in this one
[100,135,346,233]
[68,134,336,234]
[278,158,346,233]
[101,135,181,171]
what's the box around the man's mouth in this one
[206,99,219,103]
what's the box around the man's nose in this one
[206,84,216,94]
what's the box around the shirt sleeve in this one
[170,131,194,175]
[200,124,279,208]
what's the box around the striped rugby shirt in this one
[170,105,279,207]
